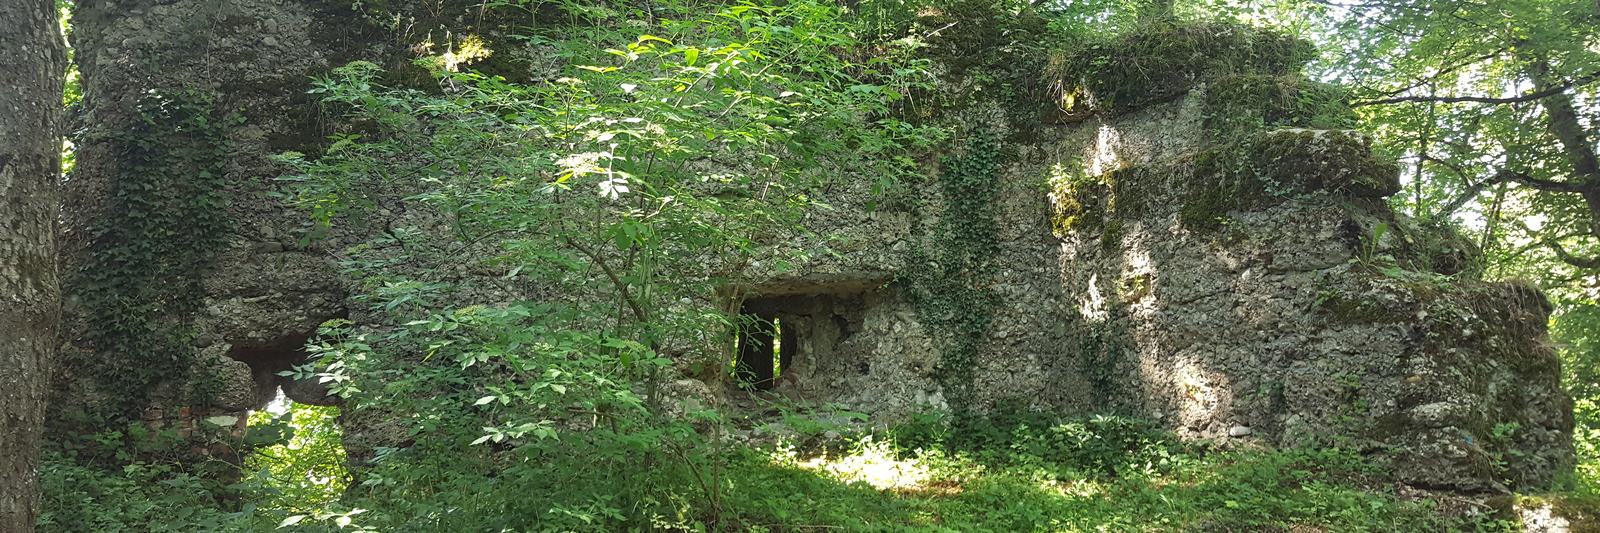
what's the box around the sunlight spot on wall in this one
[1081,273,1108,322]
[1088,125,1124,176]
[1121,239,1157,314]
[1172,360,1228,429]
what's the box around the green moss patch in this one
[902,0,1053,138]
[1050,166,1156,235]
[1052,130,1400,235]
[1202,74,1358,140]
[1547,495,1600,533]
[1052,179,1106,234]
[1245,129,1401,198]
[1180,129,1400,232]
[1047,22,1316,117]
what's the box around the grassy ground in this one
[38,405,1540,532]
[695,412,1518,533]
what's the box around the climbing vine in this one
[70,87,239,421]
[898,132,1002,414]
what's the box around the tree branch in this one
[1431,165,1508,219]
[1368,48,1507,100]
[564,236,649,323]
[1504,170,1593,194]
[1547,238,1600,269]
[1427,161,1595,217]
[1351,71,1600,107]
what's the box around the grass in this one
[39,407,1530,532]
[697,413,1515,533]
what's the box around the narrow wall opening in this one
[734,313,795,391]
[226,330,344,409]
[731,292,872,401]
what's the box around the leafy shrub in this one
[895,401,1184,478]
[245,403,348,512]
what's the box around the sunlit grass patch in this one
[792,436,933,490]
[717,414,1519,533]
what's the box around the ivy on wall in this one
[899,132,1002,414]
[70,87,239,420]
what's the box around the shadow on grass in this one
[713,443,1515,533]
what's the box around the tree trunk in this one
[0,0,64,528]
[1523,56,1600,264]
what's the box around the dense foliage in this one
[34,0,1600,531]
[262,0,943,529]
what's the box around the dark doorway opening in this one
[731,292,871,399]
[734,309,794,391]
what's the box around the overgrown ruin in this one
[50,0,1575,507]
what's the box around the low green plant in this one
[758,408,1521,532]
[36,421,287,533]
[1350,222,1407,276]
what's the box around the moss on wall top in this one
[1201,74,1357,139]
[1051,129,1400,235]
[1179,129,1400,231]
[1238,129,1402,198]
[898,0,1054,139]
[1047,22,1317,118]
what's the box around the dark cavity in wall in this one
[223,311,348,409]
[734,311,783,391]
[734,291,871,397]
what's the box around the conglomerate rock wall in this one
[54,2,1574,495]
[56,0,385,444]
[1045,123,1572,492]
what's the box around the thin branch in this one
[1548,238,1600,269]
[1305,0,1493,9]
[1431,167,1508,220]
[1506,171,1593,194]
[1369,48,1508,100]
[564,236,649,323]
[1352,71,1600,107]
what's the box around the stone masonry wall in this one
[55,0,375,437]
[56,3,1574,496]
[739,82,1572,491]
[1048,123,1573,492]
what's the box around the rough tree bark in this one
[0,0,65,528]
